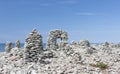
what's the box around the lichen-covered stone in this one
[15,40,20,48]
[24,29,43,62]
[46,29,68,50]
[5,41,12,53]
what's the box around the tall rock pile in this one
[24,29,43,62]
[5,41,12,53]
[15,40,20,48]
[46,29,68,50]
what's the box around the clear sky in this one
[0,0,120,43]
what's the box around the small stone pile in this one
[77,39,96,54]
[113,43,120,48]
[24,29,43,62]
[78,39,90,47]
[46,29,68,50]
[5,41,12,53]
[104,42,109,47]
[15,40,20,48]
[1,29,120,74]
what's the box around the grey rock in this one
[78,39,90,47]
[10,48,24,58]
[5,41,12,53]
[103,42,109,48]
[15,40,20,48]
[24,29,43,62]
[46,29,68,50]
[1,29,120,74]
[86,47,95,54]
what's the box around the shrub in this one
[96,62,108,70]
[90,62,108,70]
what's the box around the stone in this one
[9,56,19,61]
[31,70,37,74]
[46,29,68,50]
[16,71,22,74]
[104,42,109,47]
[78,39,90,47]
[70,40,77,45]
[5,41,12,53]
[15,40,20,48]
[73,53,81,62]
[10,48,24,58]
[24,29,43,62]
[1,29,120,74]
[86,47,95,54]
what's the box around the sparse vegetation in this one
[90,62,108,70]
[96,62,108,70]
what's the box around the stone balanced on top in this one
[24,29,43,62]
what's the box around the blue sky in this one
[0,0,120,43]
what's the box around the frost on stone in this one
[24,29,43,62]
[46,29,68,50]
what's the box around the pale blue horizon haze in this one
[0,0,120,43]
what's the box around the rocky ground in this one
[0,41,120,74]
[0,29,120,74]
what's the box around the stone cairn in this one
[78,39,90,47]
[46,29,68,50]
[5,41,12,53]
[15,40,20,48]
[104,42,109,47]
[24,29,43,62]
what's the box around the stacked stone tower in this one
[5,41,12,53]
[46,29,68,50]
[24,29,43,62]
[15,40,20,48]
